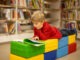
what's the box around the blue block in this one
[59,37,68,48]
[44,50,57,60]
[57,46,68,58]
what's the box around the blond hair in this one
[31,11,45,22]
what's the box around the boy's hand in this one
[31,36,39,40]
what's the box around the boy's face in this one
[33,21,43,29]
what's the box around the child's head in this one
[31,11,45,29]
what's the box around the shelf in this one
[45,8,61,11]
[0,19,30,24]
[45,0,59,2]
[62,19,76,21]
[44,1,53,5]
[0,4,15,8]
[76,19,80,21]
[62,7,76,11]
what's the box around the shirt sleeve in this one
[50,27,62,39]
[34,28,48,40]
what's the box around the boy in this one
[31,11,62,40]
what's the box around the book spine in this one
[19,10,25,20]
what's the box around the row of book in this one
[61,0,76,9]
[0,0,43,9]
[0,8,31,20]
[61,10,75,20]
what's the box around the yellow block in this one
[10,54,44,60]
[10,54,26,60]
[68,34,76,44]
[44,39,58,53]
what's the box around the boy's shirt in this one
[33,22,62,40]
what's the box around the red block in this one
[68,43,77,54]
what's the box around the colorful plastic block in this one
[57,46,68,58]
[44,50,57,60]
[68,34,76,44]
[11,41,45,58]
[68,43,77,54]
[10,54,44,60]
[59,36,68,48]
[44,39,58,53]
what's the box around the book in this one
[77,11,80,20]
[77,21,80,31]
[5,9,12,20]
[68,10,75,20]
[19,10,25,20]
[11,0,16,5]
[77,0,80,7]
[24,39,44,47]
[28,0,33,8]
[61,11,68,20]
[12,9,21,20]
[61,0,75,9]
[0,8,6,20]
[19,0,27,7]
[0,0,11,5]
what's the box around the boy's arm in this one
[34,28,48,40]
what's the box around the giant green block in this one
[11,40,45,59]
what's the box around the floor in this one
[0,40,80,60]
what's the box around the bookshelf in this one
[44,0,61,28]
[61,0,80,39]
[0,0,44,35]
[0,0,79,39]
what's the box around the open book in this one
[24,39,44,47]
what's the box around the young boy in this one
[31,11,62,40]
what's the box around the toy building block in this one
[68,34,76,44]
[11,41,45,58]
[68,43,77,54]
[59,36,68,48]
[10,54,44,60]
[44,50,57,60]
[57,46,68,58]
[44,39,58,53]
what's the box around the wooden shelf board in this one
[0,4,15,8]
[45,8,61,11]
[62,7,76,11]
[44,1,53,4]
[62,19,76,21]
[46,0,59,2]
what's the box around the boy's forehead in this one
[32,20,43,22]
